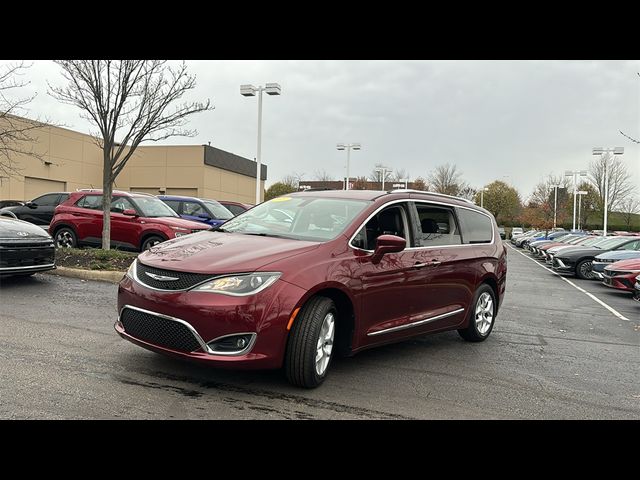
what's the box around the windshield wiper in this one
[209,226,229,232]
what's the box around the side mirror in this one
[371,234,406,264]
[122,209,138,217]
[26,201,38,209]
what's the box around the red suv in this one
[116,190,507,387]
[50,190,210,251]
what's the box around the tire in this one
[458,284,496,342]
[285,296,337,388]
[575,259,595,280]
[141,235,165,251]
[54,227,77,248]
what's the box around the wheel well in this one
[52,224,77,236]
[481,277,499,309]
[310,288,355,357]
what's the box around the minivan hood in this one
[137,231,320,274]
[0,217,51,239]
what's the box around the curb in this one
[44,266,125,284]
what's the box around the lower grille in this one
[120,307,202,353]
[0,243,55,269]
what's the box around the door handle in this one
[413,262,428,269]
[428,260,441,267]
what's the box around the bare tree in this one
[619,72,640,144]
[413,177,428,191]
[619,196,640,230]
[314,169,334,181]
[427,163,465,196]
[0,62,49,179]
[49,60,212,250]
[588,154,636,214]
[390,168,409,182]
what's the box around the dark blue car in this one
[158,195,233,228]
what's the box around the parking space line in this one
[506,243,630,322]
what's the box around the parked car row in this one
[1,191,253,252]
[511,229,640,306]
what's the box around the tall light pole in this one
[576,190,588,230]
[374,166,391,191]
[336,143,361,190]
[241,83,282,204]
[564,170,587,231]
[480,187,489,208]
[592,147,624,237]
[551,184,562,229]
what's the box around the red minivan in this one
[50,190,210,251]
[116,190,507,388]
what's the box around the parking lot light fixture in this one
[592,147,624,237]
[576,190,588,230]
[480,187,489,208]
[551,184,562,229]
[337,143,361,190]
[241,83,282,204]
[565,170,587,231]
[374,166,391,191]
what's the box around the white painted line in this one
[506,243,630,322]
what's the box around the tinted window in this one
[76,195,102,210]
[163,200,181,213]
[458,208,493,244]
[224,204,246,216]
[352,204,410,250]
[33,194,60,206]
[414,203,461,247]
[619,239,640,251]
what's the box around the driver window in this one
[110,197,135,213]
[183,201,206,216]
[352,204,409,250]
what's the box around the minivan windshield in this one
[220,196,370,241]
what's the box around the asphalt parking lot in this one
[1,244,638,419]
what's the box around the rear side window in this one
[182,201,206,216]
[33,194,60,206]
[457,208,493,244]
[225,204,246,216]
[76,195,102,210]
[414,203,461,247]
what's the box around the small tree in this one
[413,177,427,191]
[427,163,465,196]
[265,181,296,200]
[50,60,212,250]
[475,180,522,225]
[619,196,640,230]
[314,169,334,181]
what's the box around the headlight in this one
[192,272,281,296]
[125,260,137,279]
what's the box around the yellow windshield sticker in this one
[271,197,291,202]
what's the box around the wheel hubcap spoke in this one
[315,312,335,376]
[475,292,494,335]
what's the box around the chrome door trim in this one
[367,307,465,336]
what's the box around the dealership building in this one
[0,115,267,204]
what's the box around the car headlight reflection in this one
[192,272,281,296]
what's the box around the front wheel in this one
[141,235,165,251]
[458,284,496,342]
[575,259,595,280]
[285,296,337,388]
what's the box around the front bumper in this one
[601,274,637,292]
[116,274,306,369]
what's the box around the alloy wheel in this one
[315,312,335,376]
[474,292,494,335]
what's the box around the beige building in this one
[0,116,266,204]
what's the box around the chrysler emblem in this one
[16,232,29,236]
[145,272,179,282]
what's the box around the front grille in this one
[603,269,614,278]
[0,242,55,269]
[120,308,202,353]
[136,260,215,290]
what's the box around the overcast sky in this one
[4,60,639,200]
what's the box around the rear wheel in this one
[458,284,496,342]
[285,296,336,388]
[55,227,77,248]
[141,235,165,251]
[576,259,595,280]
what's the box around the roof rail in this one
[388,189,475,204]
[129,191,155,197]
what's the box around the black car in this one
[0,200,24,209]
[552,236,640,280]
[1,192,70,226]
[498,227,506,239]
[0,216,55,277]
